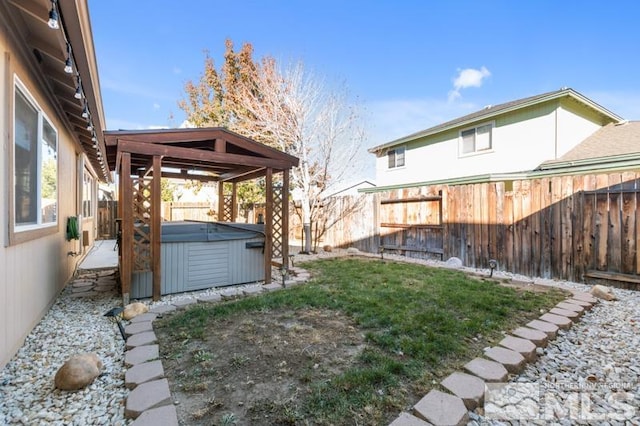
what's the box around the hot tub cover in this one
[149,221,265,242]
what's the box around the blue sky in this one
[90,0,640,155]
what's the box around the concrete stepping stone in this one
[556,301,584,314]
[566,298,593,310]
[130,313,158,324]
[263,283,283,292]
[72,280,95,288]
[150,304,176,315]
[464,358,508,382]
[526,319,559,339]
[571,292,598,304]
[126,331,158,349]
[125,360,165,389]
[511,327,548,347]
[484,346,526,373]
[413,389,468,425]
[539,313,572,330]
[125,321,154,337]
[498,335,537,362]
[220,288,242,300]
[284,279,302,288]
[172,298,196,309]
[549,307,580,321]
[243,287,263,296]
[388,412,432,426]
[125,378,172,419]
[441,372,485,410]
[197,293,222,303]
[131,404,179,426]
[125,345,160,367]
[71,291,98,298]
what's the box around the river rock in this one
[54,353,103,391]
[590,284,616,301]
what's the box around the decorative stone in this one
[262,283,283,292]
[549,307,580,321]
[54,353,103,391]
[511,327,548,347]
[346,247,360,255]
[464,358,508,382]
[441,372,485,410]
[556,301,584,314]
[444,257,463,269]
[123,302,150,320]
[126,331,158,349]
[242,287,263,296]
[590,284,617,301]
[125,345,160,367]
[571,291,598,303]
[526,319,559,339]
[413,389,468,425]
[565,298,593,310]
[125,379,172,419]
[149,304,176,315]
[484,346,526,373]
[220,288,242,300]
[172,298,196,309]
[388,412,432,426]
[131,404,179,426]
[125,360,165,389]
[498,336,537,362]
[124,321,154,337]
[539,313,572,330]
[130,312,158,323]
[197,293,222,303]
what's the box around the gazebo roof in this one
[104,127,299,183]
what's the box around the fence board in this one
[621,191,636,274]
[530,178,542,277]
[503,190,514,272]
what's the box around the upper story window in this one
[14,82,58,231]
[460,123,492,155]
[387,146,405,169]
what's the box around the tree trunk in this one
[303,222,312,253]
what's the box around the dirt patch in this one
[158,308,366,425]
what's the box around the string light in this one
[64,44,73,73]
[82,103,89,118]
[74,76,82,99]
[47,0,59,29]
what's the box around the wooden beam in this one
[152,155,162,301]
[231,182,237,221]
[221,167,268,183]
[116,139,295,170]
[160,171,218,182]
[214,138,226,152]
[120,153,132,304]
[264,168,273,284]
[282,169,290,269]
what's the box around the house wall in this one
[0,25,89,369]
[374,100,607,187]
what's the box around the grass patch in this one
[157,257,566,424]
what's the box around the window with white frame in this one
[460,123,492,155]
[83,169,95,218]
[387,146,405,169]
[14,83,58,229]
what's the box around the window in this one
[83,169,95,218]
[14,83,58,230]
[387,146,405,169]
[460,123,492,155]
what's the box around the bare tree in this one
[180,40,365,252]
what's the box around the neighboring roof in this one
[369,88,624,154]
[104,127,299,183]
[539,121,640,167]
[325,180,376,198]
[2,0,109,182]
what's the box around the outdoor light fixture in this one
[489,259,498,278]
[86,122,93,131]
[104,307,126,341]
[379,246,385,260]
[288,254,295,268]
[74,80,82,99]
[47,0,59,29]
[64,45,73,73]
[82,104,89,118]
[280,265,287,287]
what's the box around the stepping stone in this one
[388,412,431,426]
[125,360,165,389]
[149,305,176,315]
[126,331,158,349]
[72,280,95,288]
[125,378,172,419]
[243,287,263,296]
[220,288,242,300]
[131,404,179,426]
[484,346,526,373]
[130,313,158,324]
[71,291,98,298]
[566,298,593,310]
[511,327,548,347]
[539,313,572,330]
[464,358,508,382]
[556,302,584,314]
[498,336,537,362]
[198,293,222,303]
[172,298,196,309]
[284,280,302,288]
[549,307,580,321]
[571,292,598,304]
[526,319,559,339]
[441,372,485,410]
[125,321,154,337]
[413,389,468,425]
[125,345,159,367]
[263,283,283,292]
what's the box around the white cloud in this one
[173,67,182,75]
[448,66,491,102]
[153,103,161,110]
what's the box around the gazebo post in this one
[264,168,273,284]
[151,155,162,301]
[120,153,132,305]
[231,182,238,222]
[218,181,225,222]
[282,169,290,269]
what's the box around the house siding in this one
[375,100,607,187]
[0,25,90,369]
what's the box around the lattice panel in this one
[222,195,233,222]
[272,187,283,258]
[132,177,152,272]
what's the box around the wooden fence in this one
[320,171,640,284]
[161,202,216,221]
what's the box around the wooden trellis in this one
[272,186,283,258]
[132,177,152,272]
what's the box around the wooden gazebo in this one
[104,128,299,303]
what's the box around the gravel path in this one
[1,250,639,425]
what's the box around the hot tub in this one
[131,221,265,299]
